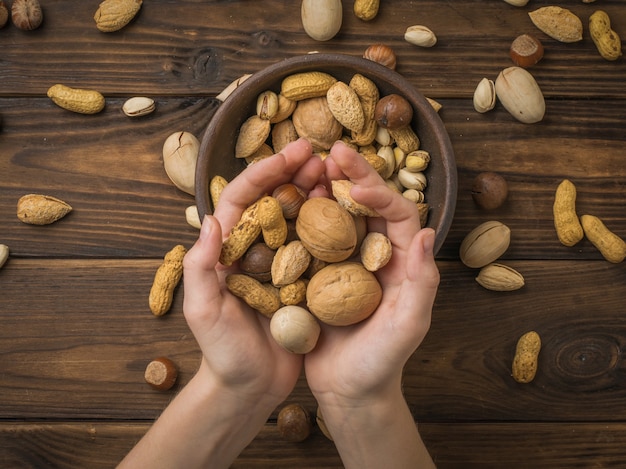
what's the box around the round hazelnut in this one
[306,262,382,326]
[270,305,321,354]
[510,34,544,68]
[363,43,397,70]
[295,197,356,263]
[374,94,413,130]
[272,183,307,219]
[144,357,178,391]
[240,243,276,282]
[277,404,313,442]
[471,172,508,210]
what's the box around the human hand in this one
[305,140,440,405]
[182,138,326,409]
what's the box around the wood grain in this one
[0,0,625,466]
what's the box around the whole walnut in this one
[292,97,343,151]
[296,197,357,263]
[306,262,382,326]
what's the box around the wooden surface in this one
[1,1,625,467]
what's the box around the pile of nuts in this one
[232,69,431,227]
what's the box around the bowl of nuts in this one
[196,52,456,255]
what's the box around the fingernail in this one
[199,215,213,242]
[423,228,435,255]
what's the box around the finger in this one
[393,228,440,351]
[182,215,224,327]
[215,138,314,230]
[329,141,421,248]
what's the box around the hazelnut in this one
[363,43,397,70]
[270,305,321,354]
[272,183,307,219]
[471,172,508,210]
[510,34,544,68]
[306,262,382,326]
[11,0,43,31]
[374,94,413,130]
[240,243,276,283]
[277,404,313,442]
[144,357,178,391]
[295,197,356,263]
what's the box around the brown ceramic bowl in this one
[196,53,456,254]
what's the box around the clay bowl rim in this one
[196,53,457,255]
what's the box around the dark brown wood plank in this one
[1,96,623,259]
[0,1,624,98]
[1,259,624,422]
[2,421,626,468]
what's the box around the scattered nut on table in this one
[94,0,143,32]
[11,0,43,31]
[122,97,155,117]
[17,194,72,225]
[144,357,178,391]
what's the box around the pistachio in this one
[460,220,511,268]
[397,168,427,191]
[256,90,279,121]
[162,131,199,195]
[495,66,545,124]
[473,78,496,113]
[122,96,155,117]
[404,25,437,47]
[475,263,524,291]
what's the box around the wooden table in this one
[1,1,625,467]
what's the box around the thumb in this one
[183,215,224,322]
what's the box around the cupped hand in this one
[182,138,325,408]
[305,141,441,404]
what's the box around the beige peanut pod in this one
[17,194,72,225]
[257,196,288,249]
[388,126,420,153]
[512,331,541,383]
[350,73,380,146]
[581,214,626,263]
[589,10,622,61]
[149,244,187,316]
[280,72,338,101]
[47,84,105,115]
[220,202,262,266]
[354,0,379,21]
[226,274,281,318]
[553,179,583,247]
[94,0,142,32]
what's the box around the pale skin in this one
[118,138,439,469]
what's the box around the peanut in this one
[94,0,142,32]
[220,201,262,266]
[589,10,622,61]
[388,125,420,153]
[226,274,281,318]
[149,244,187,316]
[279,279,308,305]
[257,196,289,249]
[581,214,626,263]
[280,72,337,101]
[553,179,584,247]
[349,73,379,146]
[47,84,105,115]
[512,331,541,383]
[353,0,379,21]
[209,175,228,210]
